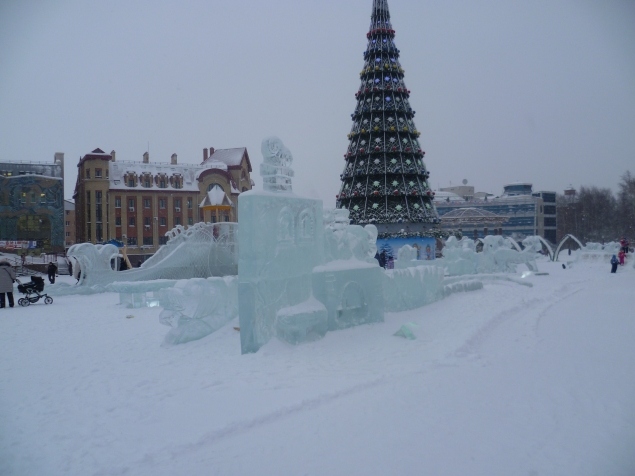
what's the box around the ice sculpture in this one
[478,235,540,273]
[238,137,384,354]
[574,241,621,263]
[323,208,379,263]
[158,277,237,345]
[441,235,541,276]
[395,245,419,269]
[64,222,237,291]
[66,243,121,287]
[441,236,478,276]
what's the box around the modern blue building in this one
[436,183,557,244]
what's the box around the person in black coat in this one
[377,250,387,268]
[47,262,57,284]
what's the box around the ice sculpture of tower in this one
[336,0,440,233]
[238,138,326,354]
[238,137,384,354]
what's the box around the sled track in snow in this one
[134,375,389,467]
[452,278,591,359]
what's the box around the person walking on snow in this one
[618,250,625,266]
[0,259,16,308]
[47,261,57,284]
[610,255,619,273]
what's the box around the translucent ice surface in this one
[158,277,237,345]
[66,222,237,292]
[238,137,384,353]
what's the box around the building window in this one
[95,169,102,178]
[115,217,121,226]
[159,236,168,245]
[143,237,153,246]
[144,199,151,209]
[173,179,181,189]
[174,199,181,209]
[144,179,150,188]
[175,217,181,225]
[224,215,229,222]
[188,217,193,225]
[160,217,166,226]
[187,198,192,209]
[106,169,109,179]
[65,232,70,237]
[128,179,135,187]
[160,180,166,188]
[115,198,121,208]
[66,210,70,215]
[127,237,137,246]
[129,217,135,226]
[144,217,151,227]
[159,199,166,209]
[128,199,135,211]
[86,169,91,179]
[65,221,70,226]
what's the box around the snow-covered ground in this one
[1,259,634,475]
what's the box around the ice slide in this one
[67,222,238,289]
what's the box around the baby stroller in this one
[16,276,53,306]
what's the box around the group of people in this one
[375,250,394,269]
[611,237,631,273]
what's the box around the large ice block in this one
[312,260,384,331]
[158,277,237,345]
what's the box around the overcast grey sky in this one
[1,0,634,204]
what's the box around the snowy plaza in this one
[1,258,634,475]
[2,0,635,473]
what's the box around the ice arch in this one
[554,234,584,261]
[532,236,554,260]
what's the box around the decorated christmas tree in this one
[336,0,440,234]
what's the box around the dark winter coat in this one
[611,255,619,265]
[0,261,16,293]
[47,263,57,276]
[378,251,387,269]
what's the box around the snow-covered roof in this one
[87,148,110,156]
[109,161,204,192]
[203,148,246,168]
[199,185,234,208]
